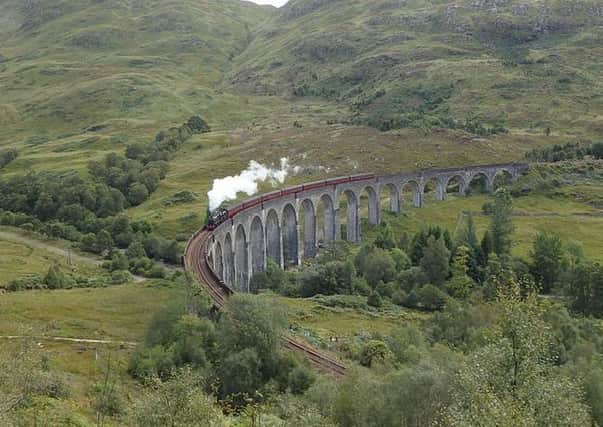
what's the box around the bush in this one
[591,142,603,159]
[416,284,448,311]
[111,270,131,284]
[0,148,18,169]
[288,365,315,395]
[147,264,167,279]
[6,274,44,292]
[367,290,383,308]
[359,340,391,367]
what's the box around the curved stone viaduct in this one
[205,163,528,292]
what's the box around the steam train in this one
[204,173,375,231]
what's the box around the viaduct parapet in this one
[202,163,528,292]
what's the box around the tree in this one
[359,340,391,367]
[374,222,396,250]
[186,115,210,133]
[126,240,147,259]
[127,182,149,206]
[129,368,224,427]
[44,264,68,289]
[34,192,56,221]
[566,262,603,317]
[355,245,396,287]
[217,295,287,398]
[420,236,450,287]
[367,290,383,308]
[530,231,565,293]
[96,229,114,256]
[110,251,129,271]
[489,187,514,255]
[446,246,474,298]
[389,248,411,271]
[444,280,592,426]
[590,142,603,159]
[457,212,479,250]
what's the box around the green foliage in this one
[489,187,514,256]
[299,260,355,297]
[566,262,603,317]
[0,148,18,169]
[354,244,396,287]
[129,368,225,427]
[366,290,383,308]
[415,284,448,311]
[530,231,565,293]
[44,264,71,289]
[525,142,588,163]
[410,225,453,265]
[359,340,391,368]
[444,281,592,426]
[446,246,474,299]
[419,236,450,287]
[591,142,603,160]
[373,222,396,250]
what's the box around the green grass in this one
[0,227,104,286]
[367,191,603,262]
[0,280,183,422]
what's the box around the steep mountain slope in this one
[0,0,273,142]
[232,0,603,138]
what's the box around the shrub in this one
[111,270,131,284]
[367,290,383,308]
[359,340,391,367]
[288,365,315,395]
[416,284,448,311]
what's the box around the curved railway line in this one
[184,229,347,378]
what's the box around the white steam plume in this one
[208,158,292,211]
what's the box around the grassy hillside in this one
[0,0,600,236]
[233,0,603,138]
[0,0,273,144]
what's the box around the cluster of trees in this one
[252,187,603,320]
[88,153,168,207]
[363,112,508,135]
[252,188,518,311]
[128,295,315,411]
[88,116,209,207]
[0,115,211,285]
[125,115,209,165]
[0,148,17,169]
[307,281,600,426]
[525,141,603,162]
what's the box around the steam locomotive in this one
[204,174,375,231]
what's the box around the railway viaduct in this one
[205,163,528,292]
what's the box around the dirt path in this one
[0,228,147,282]
[0,229,104,265]
[0,335,137,347]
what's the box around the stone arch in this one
[401,180,422,208]
[299,198,317,259]
[234,225,248,292]
[214,241,224,280]
[223,232,234,288]
[265,209,281,267]
[380,183,400,215]
[282,203,299,267]
[445,174,467,196]
[467,172,492,194]
[422,177,446,202]
[318,193,336,245]
[250,216,265,275]
[339,190,359,242]
[361,185,380,225]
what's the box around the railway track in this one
[184,230,347,378]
